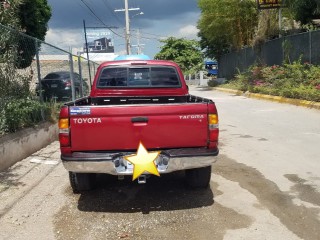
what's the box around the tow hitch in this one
[138,175,147,184]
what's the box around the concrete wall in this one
[0,122,58,172]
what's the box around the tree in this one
[16,0,51,68]
[18,0,51,41]
[154,37,204,74]
[0,0,51,68]
[197,0,258,59]
[286,0,320,25]
[253,1,320,46]
[252,9,280,47]
[0,1,31,107]
[0,0,21,27]
[0,0,20,57]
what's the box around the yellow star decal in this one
[124,142,161,181]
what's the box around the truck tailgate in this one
[69,104,209,151]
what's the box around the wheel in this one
[69,172,96,193]
[185,166,211,188]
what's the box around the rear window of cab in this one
[97,66,181,88]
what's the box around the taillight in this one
[208,114,219,129]
[59,118,69,133]
[208,104,219,148]
[59,133,70,147]
[59,106,70,147]
[64,80,71,87]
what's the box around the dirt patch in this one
[284,174,320,207]
[215,154,320,240]
[54,172,252,240]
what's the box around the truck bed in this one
[68,94,212,106]
[65,95,214,152]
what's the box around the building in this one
[84,37,114,53]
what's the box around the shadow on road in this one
[0,165,27,192]
[77,171,214,214]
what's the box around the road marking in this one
[30,159,59,165]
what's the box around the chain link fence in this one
[0,23,99,134]
[34,42,98,101]
[218,30,320,79]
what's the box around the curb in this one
[0,122,58,172]
[214,87,244,96]
[214,87,320,110]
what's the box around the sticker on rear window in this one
[70,107,91,115]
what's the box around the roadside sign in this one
[257,0,286,9]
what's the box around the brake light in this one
[208,114,219,129]
[59,133,70,147]
[59,118,69,133]
[64,80,71,87]
[208,104,219,148]
[131,61,147,65]
[59,106,70,147]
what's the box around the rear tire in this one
[186,166,211,188]
[69,172,96,193]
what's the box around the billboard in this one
[84,28,114,53]
[257,0,285,9]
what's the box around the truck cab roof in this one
[90,60,189,97]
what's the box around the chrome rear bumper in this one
[61,148,218,175]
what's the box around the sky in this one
[45,0,201,58]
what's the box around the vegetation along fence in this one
[0,23,99,134]
[218,30,320,79]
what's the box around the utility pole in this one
[83,19,92,87]
[132,29,145,54]
[136,28,141,54]
[278,8,282,38]
[124,0,131,55]
[115,0,140,55]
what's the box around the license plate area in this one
[114,155,170,174]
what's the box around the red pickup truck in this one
[58,59,219,193]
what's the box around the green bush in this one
[207,79,219,87]
[0,29,62,135]
[235,71,251,91]
[0,98,58,134]
[229,60,320,102]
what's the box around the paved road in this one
[0,87,319,240]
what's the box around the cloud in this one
[44,0,201,57]
[47,0,200,30]
[178,25,199,38]
[44,28,84,52]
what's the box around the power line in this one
[80,1,168,52]
[100,0,124,26]
[81,1,165,40]
[75,0,102,26]
[80,0,125,39]
[140,31,167,38]
[131,30,163,41]
[80,0,107,26]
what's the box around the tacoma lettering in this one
[179,115,205,120]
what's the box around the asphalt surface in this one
[0,86,319,240]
